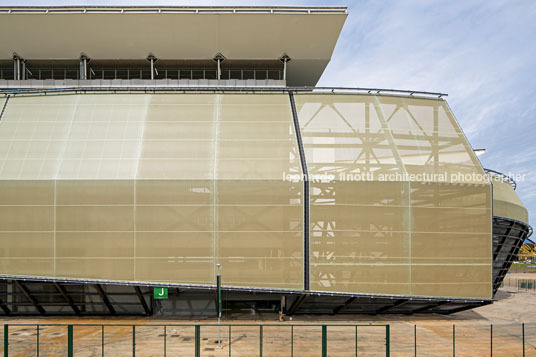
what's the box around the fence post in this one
[291,325,294,357]
[68,325,73,357]
[132,325,136,357]
[355,325,358,357]
[522,323,525,357]
[386,325,390,357]
[414,325,416,357]
[195,325,200,357]
[164,326,166,357]
[259,325,263,357]
[101,325,104,357]
[4,324,8,357]
[36,325,39,357]
[229,325,232,357]
[490,324,493,357]
[452,324,455,357]
[322,325,327,357]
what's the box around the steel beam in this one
[54,282,80,315]
[287,294,307,315]
[0,95,9,121]
[440,303,489,315]
[0,295,10,315]
[374,299,410,314]
[134,286,151,315]
[412,301,448,314]
[333,297,357,314]
[95,284,115,315]
[14,281,45,315]
[494,225,513,260]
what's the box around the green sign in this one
[153,287,168,299]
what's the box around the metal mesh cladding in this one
[294,94,492,299]
[0,93,303,289]
[0,92,494,299]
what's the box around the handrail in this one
[0,86,447,98]
[485,168,516,190]
[3,323,387,327]
[0,6,349,15]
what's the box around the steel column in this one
[94,284,115,314]
[0,295,10,315]
[333,297,357,314]
[289,91,310,291]
[14,281,45,315]
[54,282,80,315]
[134,286,151,315]
[287,294,307,315]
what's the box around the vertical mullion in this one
[289,91,309,290]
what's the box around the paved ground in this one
[1,287,535,356]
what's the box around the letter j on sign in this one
[154,287,168,299]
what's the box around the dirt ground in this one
[1,286,535,356]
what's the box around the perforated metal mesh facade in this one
[295,94,492,298]
[0,92,496,299]
[0,93,303,289]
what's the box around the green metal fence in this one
[501,278,536,292]
[2,322,534,356]
[1,323,390,356]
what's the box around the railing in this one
[2,323,390,356]
[3,322,535,356]
[485,168,517,190]
[0,68,283,81]
[501,278,536,292]
[0,6,349,15]
[0,86,448,98]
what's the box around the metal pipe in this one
[4,325,8,357]
[13,57,21,81]
[217,264,222,349]
[0,86,449,98]
[280,55,290,82]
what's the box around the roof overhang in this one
[0,6,348,86]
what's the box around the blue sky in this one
[2,0,535,225]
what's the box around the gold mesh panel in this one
[0,92,492,299]
[215,94,302,289]
[0,93,302,290]
[296,93,492,299]
[492,180,528,223]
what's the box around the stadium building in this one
[0,6,531,316]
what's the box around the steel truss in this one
[492,216,532,295]
[0,277,491,316]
